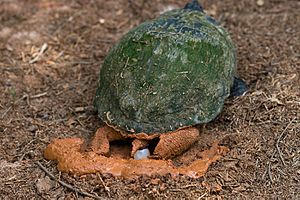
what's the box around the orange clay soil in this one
[89,125,200,159]
[44,137,229,178]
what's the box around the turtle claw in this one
[153,127,199,159]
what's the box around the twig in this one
[97,173,111,197]
[74,127,94,134]
[19,139,36,161]
[264,118,296,182]
[267,163,273,183]
[29,43,48,64]
[181,183,199,189]
[0,106,11,119]
[36,161,101,199]
[13,94,30,106]
[198,192,207,200]
[69,61,93,65]
[275,117,295,166]
[169,188,184,192]
[1,95,28,119]
[31,92,48,99]
[275,143,285,166]
[23,117,47,128]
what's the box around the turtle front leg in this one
[153,127,199,159]
[90,125,124,156]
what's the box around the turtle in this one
[92,0,247,159]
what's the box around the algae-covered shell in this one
[94,3,236,134]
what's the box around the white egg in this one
[134,149,150,160]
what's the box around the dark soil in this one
[0,0,299,199]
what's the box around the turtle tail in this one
[184,0,203,12]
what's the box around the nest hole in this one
[109,140,132,159]
[108,137,161,158]
[147,137,160,154]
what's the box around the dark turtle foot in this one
[230,77,248,97]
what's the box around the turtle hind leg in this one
[153,127,199,159]
[230,77,248,97]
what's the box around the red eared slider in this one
[93,0,247,159]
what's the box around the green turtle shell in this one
[94,7,236,134]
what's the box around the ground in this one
[0,0,299,199]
